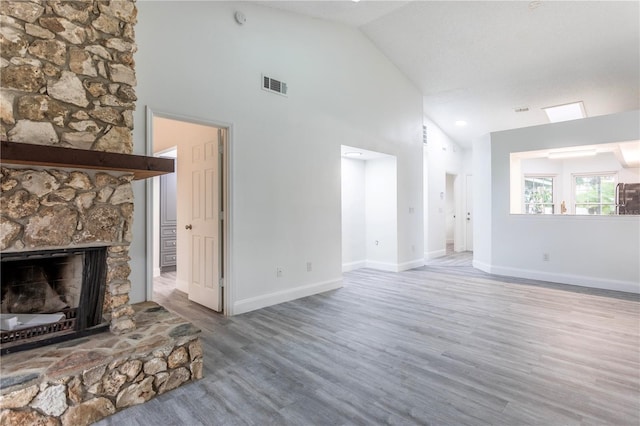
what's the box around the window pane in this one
[524,176,553,214]
[574,175,616,215]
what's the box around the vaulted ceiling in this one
[259,1,640,148]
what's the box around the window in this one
[574,174,616,215]
[524,176,554,214]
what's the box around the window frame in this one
[571,171,618,215]
[522,174,557,215]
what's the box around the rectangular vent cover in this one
[422,125,427,144]
[262,75,288,96]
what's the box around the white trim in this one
[342,260,366,272]
[153,267,161,278]
[397,258,425,271]
[473,261,638,294]
[424,249,446,260]
[472,259,492,273]
[365,260,398,272]
[343,259,423,272]
[233,278,343,315]
[363,259,425,272]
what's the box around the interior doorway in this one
[445,173,456,254]
[148,111,230,314]
[341,145,398,272]
[465,174,474,251]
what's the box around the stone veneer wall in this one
[0,167,135,332]
[0,0,139,333]
[0,0,137,151]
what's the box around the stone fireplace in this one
[1,167,138,338]
[1,246,108,354]
[0,1,202,424]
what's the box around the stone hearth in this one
[0,302,202,426]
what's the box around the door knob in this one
[185,224,192,230]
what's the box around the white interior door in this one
[465,174,474,251]
[186,133,222,311]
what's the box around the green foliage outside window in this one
[524,176,554,214]
[574,175,615,215]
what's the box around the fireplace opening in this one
[1,247,109,355]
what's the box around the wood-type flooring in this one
[96,256,640,425]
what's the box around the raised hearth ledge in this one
[0,302,202,426]
[1,141,174,180]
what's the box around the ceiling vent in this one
[262,75,288,96]
[422,125,428,144]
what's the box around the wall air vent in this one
[422,125,427,144]
[262,75,288,96]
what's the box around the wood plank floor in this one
[96,260,640,426]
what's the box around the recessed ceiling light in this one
[542,101,586,123]
[455,120,468,127]
[344,151,362,157]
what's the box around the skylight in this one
[542,101,586,123]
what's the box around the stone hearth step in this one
[0,302,202,426]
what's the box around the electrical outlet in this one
[306,262,312,272]
[276,267,283,277]
[543,253,550,262]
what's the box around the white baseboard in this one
[473,261,639,294]
[365,260,398,272]
[153,267,161,278]
[424,249,446,260]
[397,258,425,271]
[472,259,492,273]
[344,259,424,273]
[233,278,343,315]
[342,260,366,272]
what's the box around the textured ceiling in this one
[259,1,640,148]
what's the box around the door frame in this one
[464,173,473,251]
[145,107,234,315]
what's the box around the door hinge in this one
[219,278,224,288]
[219,211,224,220]
[218,141,223,154]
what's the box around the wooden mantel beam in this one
[0,141,174,180]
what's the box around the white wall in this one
[423,117,469,258]
[445,174,455,243]
[341,158,366,270]
[365,157,398,270]
[475,110,640,293]
[472,133,492,267]
[341,155,402,272]
[131,2,424,313]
